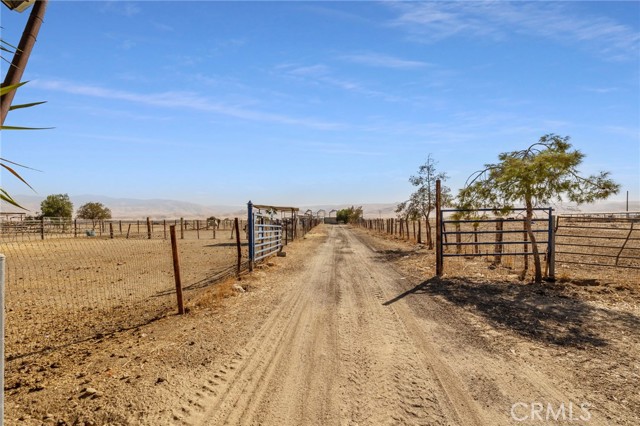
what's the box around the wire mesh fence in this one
[0,218,246,242]
[1,219,250,360]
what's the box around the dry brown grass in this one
[190,277,243,310]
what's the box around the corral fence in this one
[246,202,322,270]
[554,213,640,270]
[0,216,244,242]
[1,205,320,361]
[358,217,428,242]
[357,180,639,280]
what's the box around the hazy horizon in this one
[1,2,638,206]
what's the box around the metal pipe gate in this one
[437,207,555,278]
[247,201,283,270]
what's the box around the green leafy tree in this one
[41,193,73,218]
[77,202,112,228]
[401,155,451,249]
[458,134,620,283]
[337,206,363,224]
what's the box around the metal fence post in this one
[169,226,185,315]
[1,254,5,420]
[247,201,254,271]
[234,218,242,276]
[548,208,556,281]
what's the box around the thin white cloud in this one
[100,1,141,18]
[341,52,432,69]
[581,87,619,94]
[277,63,403,102]
[152,21,175,33]
[32,79,343,130]
[387,1,640,61]
[285,64,331,77]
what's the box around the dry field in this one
[2,231,249,360]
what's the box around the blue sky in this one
[2,1,639,207]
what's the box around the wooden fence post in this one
[180,217,184,240]
[147,217,152,239]
[435,179,443,276]
[234,218,242,276]
[494,218,503,265]
[456,223,462,254]
[523,221,529,274]
[169,225,185,315]
[196,220,200,239]
[163,220,167,240]
[126,224,131,239]
[109,222,114,239]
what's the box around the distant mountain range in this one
[1,194,638,220]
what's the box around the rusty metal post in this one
[235,218,242,276]
[169,225,185,315]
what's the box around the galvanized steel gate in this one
[247,202,286,270]
[436,206,556,278]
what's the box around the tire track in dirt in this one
[172,230,339,426]
[337,227,483,426]
[173,225,487,425]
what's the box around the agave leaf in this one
[1,125,54,130]
[0,81,28,96]
[1,162,36,191]
[0,37,19,51]
[0,157,42,171]
[9,100,47,111]
[0,188,26,210]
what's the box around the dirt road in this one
[8,223,635,425]
[171,225,592,426]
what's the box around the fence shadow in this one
[383,277,640,348]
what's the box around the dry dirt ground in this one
[4,223,639,425]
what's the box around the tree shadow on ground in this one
[383,276,640,348]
